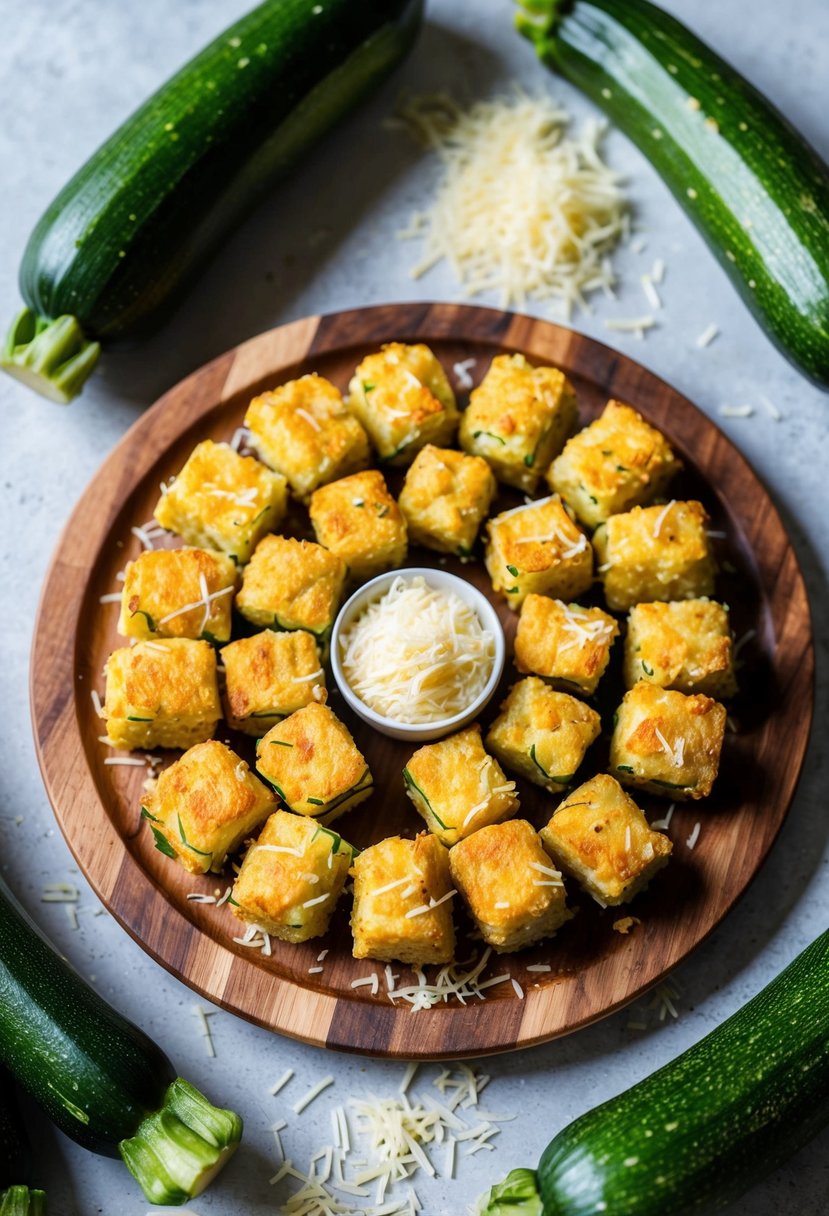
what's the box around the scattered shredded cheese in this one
[651,803,675,831]
[392,89,628,319]
[654,725,685,768]
[374,877,410,898]
[400,1064,418,1095]
[191,1004,216,1058]
[695,322,719,348]
[293,1075,335,1115]
[271,1069,295,1096]
[733,628,757,658]
[229,426,252,451]
[131,524,157,550]
[41,883,79,903]
[652,499,676,539]
[719,404,755,418]
[640,273,662,310]
[339,575,494,724]
[760,393,783,421]
[156,583,233,628]
[604,315,656,338]
[452,358,476,389]
[296,407,322,432]
[686,821,702,850]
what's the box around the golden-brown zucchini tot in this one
[540,774,672,906]
[459,354,578,493]
[485,677,601,795]
[117,547,237,643]
[514,594,619,696]
[244,373,370,501]
[309,469,408,580]
[235,535,347,640]
[347,342,459,465]
[623,599,737,698]
[256,702,373,824]
[547,400,681,528]
[398,444,496,558]
[221,629,326,736]
[610,681,727,800]
[351,834,456,965]
[104,638,221,750]
[593,499,715,612]
[153,439,287,564]
[403,724,519,847]
[141,740,275,874]
[449,819,573,952]
[484,495,593,609]
[231,810,354,943]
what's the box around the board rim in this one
[30,301,815,1059]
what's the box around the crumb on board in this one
[613,916,641,935]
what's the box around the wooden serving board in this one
[31,302,813,1059]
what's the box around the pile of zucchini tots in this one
[101,342,735,969]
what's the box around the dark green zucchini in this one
[2,0,423,403]
[517,0,829,387]
[0,1071,28,1192]
[0,877,241,1204]
[483,928,829,1215]
[0,1068,44,1215]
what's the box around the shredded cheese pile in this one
[339,576,495,724]
[268,1064,514,1215]
[392,89,628,318]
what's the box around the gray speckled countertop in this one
[0,1,827,1212]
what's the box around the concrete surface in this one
[0,0,827,1212]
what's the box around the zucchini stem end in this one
[119,1077,242,1205]
[0,1188,47,1216]
[1,307,100,404]
[481,1167,544,1215]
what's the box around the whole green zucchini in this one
[0,877,241,1205]
[517,0,829,388]
[1,0,423,403]
[483,928,829,1215]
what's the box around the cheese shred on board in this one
[392,89,628,318]
[339,576,494,724]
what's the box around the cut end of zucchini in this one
[481,1168,544,1215]
[1,307,100,404]
[514,0,559,44]
[119,1077,242,1206]
[0,1188,47,1216]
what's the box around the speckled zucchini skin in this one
[518,0,829,387]
[0,879,174,1157]
[20,0,423,341]
[536,929,829,1215]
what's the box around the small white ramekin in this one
[330,567,506,743]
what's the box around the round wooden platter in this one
[31,302,814,1060]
